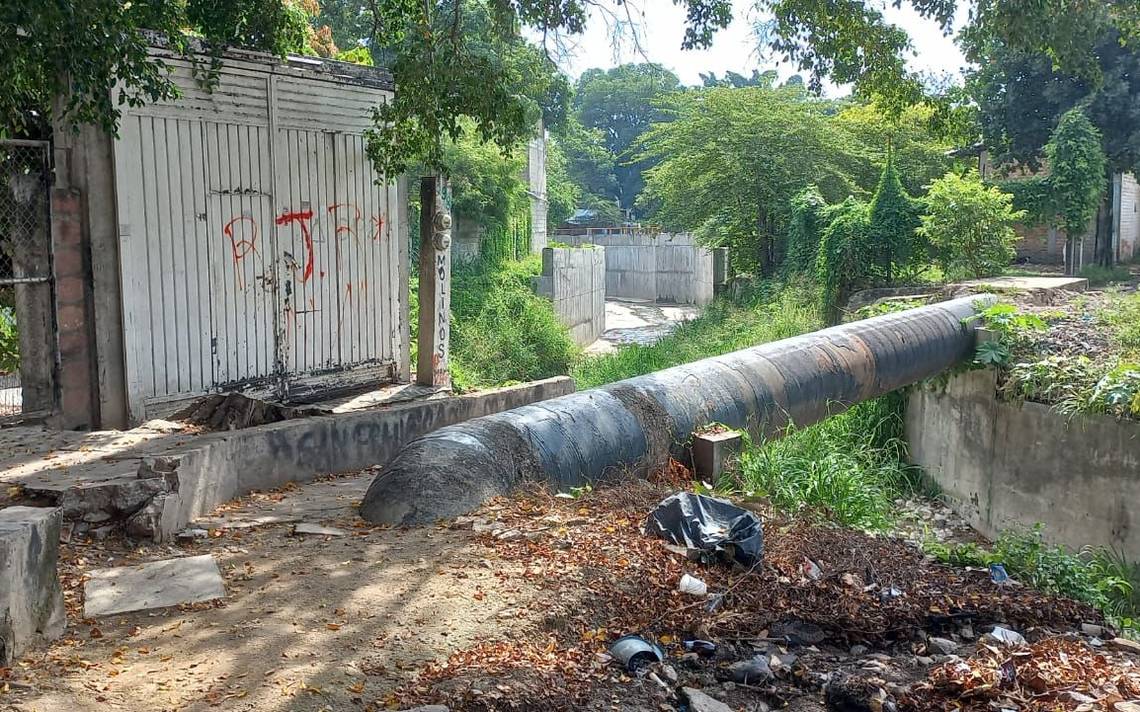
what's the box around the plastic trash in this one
[803,558,823,581]
[990,563,1011,584]
[684,639,718,658]
[705,592,725,612]
[645,492,764,568]
[678,574,708,596]
[609,635,665,672]
[987,626,1027,646]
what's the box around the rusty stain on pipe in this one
[360,295,993,525]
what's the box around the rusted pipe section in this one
[360,295,992,525]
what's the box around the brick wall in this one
[50,188,97,429]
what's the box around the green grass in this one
[1101,290,1140,359]
[571,280,822,389]
[1080,264,1133,286]
[729,394,919,531]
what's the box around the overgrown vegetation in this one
[447,255,577,392]
[918,172,1025,279]
[731,395,918,532]
[1081,264,1134,286]
[972,299,1140,421]
[0,303,17,375]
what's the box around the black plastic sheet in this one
[645,492,763,568]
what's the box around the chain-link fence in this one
[0,139,53,419]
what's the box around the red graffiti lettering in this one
[275,209,315,283]
[328,203,362,245]
[222,216,259,289]
[370,215,385,242]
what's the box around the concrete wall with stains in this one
[534,246,605,346]
[907,369,1140,561]
[1118,173,1138,262]
[557,232,714,305]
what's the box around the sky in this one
[541,0,969,93]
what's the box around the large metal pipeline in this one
[360,294,991,525]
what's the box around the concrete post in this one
[416,176,451,388]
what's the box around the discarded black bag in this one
[645,492,763,568]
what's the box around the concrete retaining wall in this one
[906,369,1140,559]
[535,247,606,346]
[558,232,715,305]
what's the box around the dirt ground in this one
[2,464,1131,712]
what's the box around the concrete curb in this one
[360,296,993,525]
[27,377,575,541]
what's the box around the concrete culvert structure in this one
[360,295,993,525]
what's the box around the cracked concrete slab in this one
[83,555,226,617]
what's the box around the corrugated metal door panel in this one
[272,127,398,383]
[116,60,403,421]
[114,114,153,420]
[205,122,276,387]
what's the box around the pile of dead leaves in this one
[387,479,1102,710]
[904,636,1140,711]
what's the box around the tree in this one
[755,0,1139,110]
[443,129,527,235]
[1045,108,1107,274]
[833,101,956,196]
[544,138,580,231]
[968,30,1140,176]
[866,149,922,282]
[3,0,311,137]
[917,172,1025,279]
[699,69,777,88]
[550,117,619,208]
[816,197,872,324]
[967,24,1139,265]
[573,64,681,212]
[785,186,828,275]
[640,86,865,274]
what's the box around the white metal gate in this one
[114,55,403,421]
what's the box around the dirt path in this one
[7,472,549,712]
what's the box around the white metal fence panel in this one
[114,56,401,421]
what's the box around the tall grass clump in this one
[571,279,821,389]
[447,254,578,391]
[732,394,917,531]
